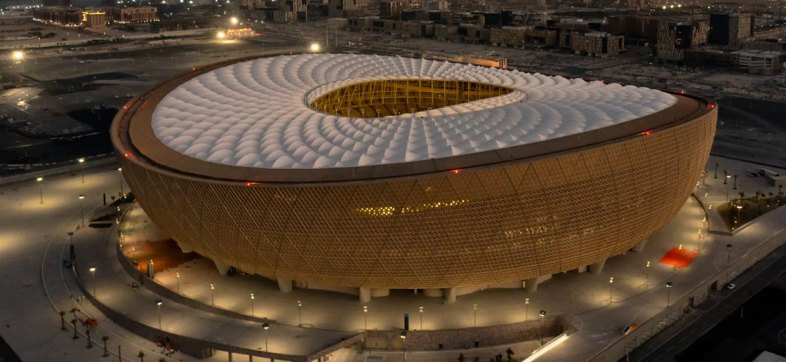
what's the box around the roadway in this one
[631,230,786,361]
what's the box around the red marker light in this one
[451,169,461,174]
[707,103,715,109]
[639,130,653,136]
[243,181,257,186]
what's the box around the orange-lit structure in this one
[112,54,717,301]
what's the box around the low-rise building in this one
[110,6,157,23]
[571,31,625,57]
[732,50,785,75]
[81,10,107,29]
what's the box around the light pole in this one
[79,194,85,227]
[736,205,743,225]
[473,304,478,327]
[418,306,423,330]
[363,305,368,330]
[175,272,180,294]
[733,174,738,190]
[645,261,651,287]
[89,267,96,296]
[524,298,530,321]
[117,168,124,197]
[297,300,302,326]
[209,283,215,307]
[538,310,546,345]
[250,293,255,317]
[725,174,731,201]
[609,276,614,304]
[665,281,673,307]
[78,158,85,183]
[726,244,733,265]
[400,331,407,362]
[156,300,162,330]
[36,177,43,204]
[263,322,269,351]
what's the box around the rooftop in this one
[149,53,676,171]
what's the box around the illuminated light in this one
[230,16,238,25]
[639,130,653,136]
[11,50,24,61]
[309,42,321,52]
[523,333,570,362]
[451,169,462,174]
[216,31,226,39]
[123,151,135,159]
[357,199,470,216]
[191,66,197,72]
[243,181,257,186]
[707,103,716,109]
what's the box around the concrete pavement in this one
[2,154,786,362]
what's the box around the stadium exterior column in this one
[371,288,390,297]
[175,241,193,253]
[633,239,648,252]
[423,289,443,298]
[277,277,293,293]
[212,259,231,275]
[443,287,456,303]
[359,287,371,303]
[589,259,607,274]
[576,265,587,273]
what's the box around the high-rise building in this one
[656,19,709,62]
[708,13,753,48]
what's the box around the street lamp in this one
[473,304,478,327]
[250,293,255,317]
[216,31,226,39]
[262,322,269,351]
[418,306,423,330]
[363,305,368,330]
[733,174,738,190]
[156,300,163,330]
[229,16,239,26]
[11,50,24,61]
[78,194,85,227]
[209,283,215,307]
[609,276,614,304]
[645,261,651,287]
[538,310,547,345]
[78,158,85,183]
[726,244,733,265]
[725,174,731,201]
[665,281,673,307]
[36,177,43,204]
[89,267,96,296]
[400,331,407,361]
[736,205,743,225]
[117,168,124,197]
[175,272,180,294]
[297,300,302,326]
[309,42,321,52]
[524,298,530,321]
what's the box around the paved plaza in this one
[0,155,785,361]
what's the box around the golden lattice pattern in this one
[118,108,716,289]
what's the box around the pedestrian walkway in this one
[5,155,786,362]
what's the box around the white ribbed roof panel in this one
[151,54,676,169]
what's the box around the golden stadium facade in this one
[111,53,717,293]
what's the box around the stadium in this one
[111,53,717,301]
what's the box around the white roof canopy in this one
[151,54,676,170]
